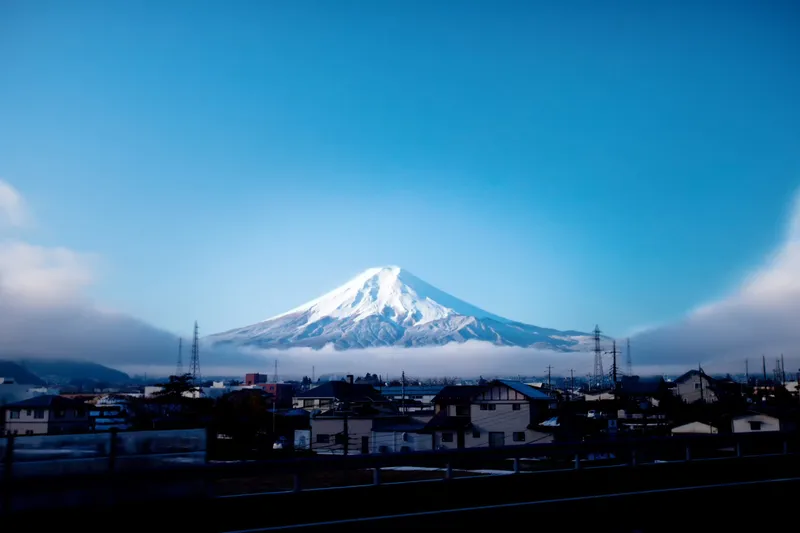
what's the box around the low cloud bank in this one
[632,192,800,375]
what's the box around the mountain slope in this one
[206,266,594,351]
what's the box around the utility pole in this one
[625,338,633,377]
[762,355,767,383]
[698,363,704,403]
[401,370,407,415]
[189,321,201,386]
[176,338,183,376]
[274,359,279,383]
[605,341,620,386]
[546,366,552,389]
[570,369,575,400]
[745,359,749,385]
[593,325,604,390]
[781,354,786,384]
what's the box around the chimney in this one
[347,374,354,385]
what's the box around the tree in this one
[154,373,198,398]
[301,376,312,387]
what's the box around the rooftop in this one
[3,394,88,409]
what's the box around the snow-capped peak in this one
[265,266,507,328]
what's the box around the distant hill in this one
[0,361,46,386]
[14,359,130,385]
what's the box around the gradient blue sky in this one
[2,0,799,339]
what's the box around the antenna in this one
[626,338,633,376]
[190,321,201,384]
[176,338,183,376]
[593,325,604,390]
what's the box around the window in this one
[9,410,19,419]
[512,404,521,411]
[304,399,316,408]
[472,430,480,438]
[25,430,33,435]
[749,421,763,431]
[513,432,525,442]
[455,405,469,416]
[25,410,31,416]
[33,410,45,419]
[316,434,330,444]
[334,434,346,445]
[479,404,496,411]
[694,383,700,390]
[441,433,454,443]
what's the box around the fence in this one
[1,428,206,479]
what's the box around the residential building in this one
[251,383,294,408]
[3,395,90,436]
[732,412,782,433]
[90,395,134,431]
[672,370,718,404]
[245,373,268,386]
[671,421,718,435]
[292,379,391,412]
[378,385,444,412]
[372,415,434,453]
[426,381,553,449]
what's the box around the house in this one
[90,395,135,431]
[292,378,391,412]
[3,395,90,436]
[672,369,718,404]
[371,416,434,453]
[426,381,553,449]
[671,421,718,435]
[731,412,782,433]
[378,385,444,412]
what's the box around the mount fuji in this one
[205,266,594,351]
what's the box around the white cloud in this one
[0,180,186,371]
[632,191,800,374]
[0,179,30,228]
[0,240,95,306]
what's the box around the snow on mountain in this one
[205,266,594,351]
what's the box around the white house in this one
[671,421,718,435]
[672,370,718,404]
[732,412,782,433]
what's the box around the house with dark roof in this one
[3,395,89,436]
[426,381,553,449]
[293,379,391,413]
[295,378,399,455]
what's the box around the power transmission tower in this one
[546,365,552,389]
[593,325,604,390]
[626,338,633,376]
[176,338,183,376]
[190,321,201,384]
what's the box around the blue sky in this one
[2,0,799,339]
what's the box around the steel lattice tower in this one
[593,325,604,389]
[190,321,201,383]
